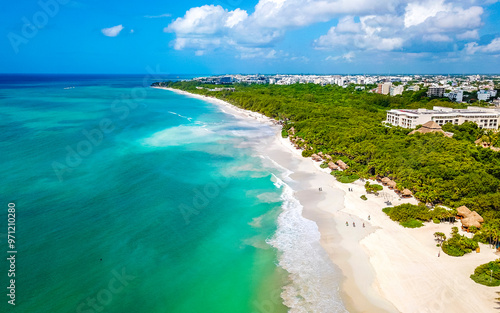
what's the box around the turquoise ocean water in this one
[0,75,289,313]
[0,75,346,313]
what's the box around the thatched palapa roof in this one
[457,205,471,217]
[381,177,391,184]
[387,181,397,189]
[336,160,349,170]
[408,121,452,137]
[469,211,484,223]
[328,162,339,170]
[311,154,322,162]
[402,189,412,196]
[461,217,481,229]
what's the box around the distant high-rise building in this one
[377,82,392,95]
[390,85,404,96]
[447,90,463,103]
[427,87,445,98]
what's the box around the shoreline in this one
[156,86,500,312]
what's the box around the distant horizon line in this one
[1,72,500,76]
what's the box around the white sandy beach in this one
[156,86,500,313]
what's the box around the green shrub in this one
[360,195,368,201]
[442,227,479,257]
[400,219,424,228]
[442,242,466,256]
[365,181,383,193]
[302,150,313,157]
[338,174,359,184]
[332,171,359,184]
[281,129,289,138]
[471,260,500,286]
[383,203,457,228]
[320,162,329,169]
[383,203,429,223]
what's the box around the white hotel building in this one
[385,106,500,129]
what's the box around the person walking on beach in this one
[368,215,371,220]
[346,221,349,226]
[353,222,356,227]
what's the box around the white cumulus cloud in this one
[466,37,500,54]
[165,0,492,58]
[101,25,124,37]
[457,30,479,40]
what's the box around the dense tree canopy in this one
[157,81,500,226]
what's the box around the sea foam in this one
[141,124,216,147]
[268,176,348,313]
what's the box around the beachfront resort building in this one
[385,106,500,129]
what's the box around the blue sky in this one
[2,0,500,74]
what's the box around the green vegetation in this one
[383,203,455,228]
[159,81,500,226]
[281,129,288,138]
[400,219,424,228]
[434,232,446,245]
[470,260,500,286]
[320,162,329,169]
[360,195,368,201]
[472,219,500,247]
[441,227,479,257]
[365,181,383,194]
[332,171,359,184]
[443,122,500,147]
[301,150,313,157]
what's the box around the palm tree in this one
[479,130,499,147]
[434,232,446,246]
